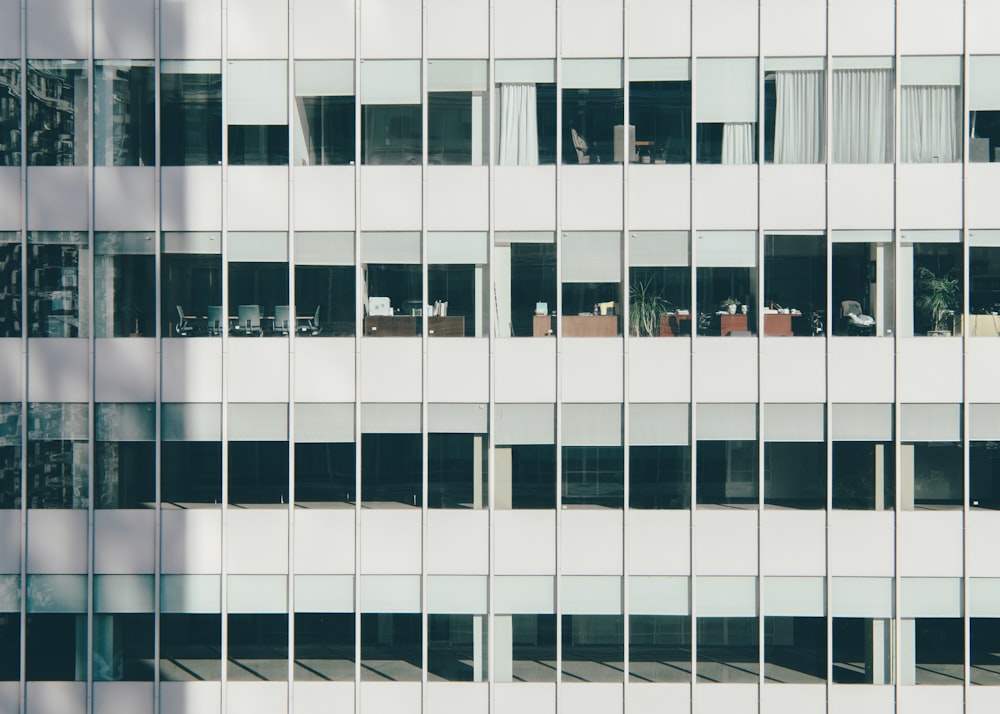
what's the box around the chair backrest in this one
[176,305,187,322]
[841,300,862,317]
[238,304,261,329]
[312,305,321,323]
[207,306,224,332]
[571,128,589,163]
[274,305,290,330]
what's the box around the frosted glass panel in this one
[494,576,555,614]
[562,59,622,90]
[832,404,893,441]
[27,574,87,612]
[900,577,962,617]
[763,576,824,616]
[295,575,354,612]
[561,232,622,283]
[697,576,757,617]
[697,403,757,440]
[295,403,355,443]
[0,575,20,611]
[161,403,222,441]
[764,404,825,442]
[562,404,622,447]
[94,575,154,613]
[359,575,420,612]
[831,577,894,618]
[360,60,420,104]
[628,576,689,615]
[228,60,288,124]
[561,576,622,614]
[228,575,287,613]
[228,403,288,441]
[95,403,155,442]
[295,232,355,265]
[900,404,961,442]
[629,231,690,267]
[296,60,354,96]
[495,404,555,445]
[160,575,221,613]
[629,404,689,446]
[697,58,757,123]
[427,576,487,614]
[695,231,757,268]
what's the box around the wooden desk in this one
[533,314,554,337]
[562,314,618,337]
[428,316,465,336]
[719,313,748,336]
[659,313,692,337]
[763,313,793,336]
[365,315,417,336]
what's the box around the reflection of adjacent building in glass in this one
[26,61,88,166]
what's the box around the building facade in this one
[0,0,1000,712]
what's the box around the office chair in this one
[273,305,290,335]
[841,300,876,336]
[296,305,321,336]
[175,306,194,336]
[237,304,262,336]
[207,306,225,336]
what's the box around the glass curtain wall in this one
[0,232,20,337]
[361,60,421,165]
[428,60,488,165]
[969,239,1000,335]
[561,60,623,164]
[0,403,21,509]
[95,403,155,509]
[94,232,155,337]
[228,61,288,165]
[0,60,19,165]
[161,233,222,336]
[294,232,355,336]
[160,61,222,166]
[294,60,355,165]
[763,234,826,336]
[696,232,757,336]
[969,56,1000,162]
[628,232,690,337]
[561,232,623,336]
[28,231,89,338]
[628,59,691,164]
[494,233,556,338]
[27,60,87,166]
[832,232,895,337]
[495,60,556,165]
[94,61,154,166]
[27,403,88,509]
[696,58,757,164]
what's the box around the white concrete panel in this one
[828,0,895,55]
[628,165,691,230]
[561,510,623,575]
[896,165,962,229]
[761,685,825,714]
[227,683,287,714]
[495,684,555,714]
[560,0,622,58]
[828,165,894,230]
[691,165,757,229]
[94,168,155,231]
[627,511,690,575]
[0,340,21,402]
[294,510,355,574]
[559,684,622,714]
[896,338,963,403]
[359,338,422,402]
[694,683,757,714]
[294,0,354,57]
[897,0,963,54]
[896,687,963,714]
[761,0,826,56]
[26,0,87,57]
[760,165,826,230]
[161,0,222,59]
[692,0,757,56]
[495,339,556,403]
[426,167,488,230]
[293,167,356,230]
[627,340,691,403]
[359,682,421,714]
[94,0,153,58]
[560,166,624,231]
[494,166,556,230]
[359,167,422,230]
[759,338,826,403]
[26,510,87,574]
[427,339,488,403]
[26,168,88,230]
[426,683,489,714]
[94,511,155,574]
[829,511,895,576]
[828,686,895,714]
[968,687,1000,714]
[293,683,355,714]
[629,0,689,57]
[228,167,289,231]
[760,510,825,576]
[228,339,289,402]
[828,338,894,403]
[693,510,757,576]
[161,338,223,402]
[93,683,152,714]
[94,339,155,402]
[494,0,555,58]
[692,338,758,403]
[427,0,487,58]
[0,0,19,57]
[228,510,288,574]
[0,169,20,230]
[25,683,86,714]
[27,339,88,402]
[160,510,222,574]
[967,512,1000,577]
[293,338,355,403]
[968,0,1000,54]
[966,165,1000,228]
[359,0,421,58]
[0,511,20,573]
[897,512,963,577]
[627,684,690,714]
[426,510,489,575]
[360,509,422,574]
[494,510,555,575]
[161,167,223,231]
[561,338,623,403]
[227,0,288,58]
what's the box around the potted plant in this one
[629,278,671,336]
[915,266,960,335]
[721,296,739,315]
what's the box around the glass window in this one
[832,617,893,684]
[494,613,556,682]
[0,612,18,681]
[971,440,1000,509]
[294,232,355,337]
[361,433,421,507]
[629,59,691,164]
[28,231,89,338]
[562,446,624,509]
[429,432,487,509]
[833,441,895,510]
[763,235,826,336]
[629,232,691,337]
[970,244,1000,334]
[763,59,825,164]
[495,60,556,165]
[228,234,290,337]
[27,60,87,166]
[93,613,154,681]
[971,618,1000,685]
[696,616,759,682]
[161,233,222,337]
[228,442,289,505]
[161,61,222,166]
[161,404,222,506]
[428,614,487,681]
[764,442,825,509]
[908,618,964,684]
[562,60,624,165]
[26,614,86,680]
[630,445,691,509]
[228,61,288,166]
[95,404,155,509]
[94,61,154,167]
[629,615,690,682]
[0,60,20,166]
[362,232,423,336]
[428,232,488,337]
[95,232,155,337]
[562,615,624,682]
[832,58,894,163]
[495,444,556,509]
[0,232,20,337]
[428,60,488,165]
[696,58,757,164]
[969,56,1000,162]
[561,232,623,336]
[228,613,288,681]
[910,241,962,336]
[696,441,758,508]
[495,235,556,338]
[832,234,895,337]
[27,403,88,509]
[295,613,354,680]
[295,442,355,506]
[900,56,962,163]
[160,613,221,681]
[0,404,20,509]
[294,61,355,166]
[361,60,421,165]
[763,616,825,683]
[902,441,963,510]
[360,613,421,681]
[696,232,757,337]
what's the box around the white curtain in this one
[773,70,824,164]
[497,83,539,165]
[901,85,960,163]
[832,68,894,163]
[722,123,755,164]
